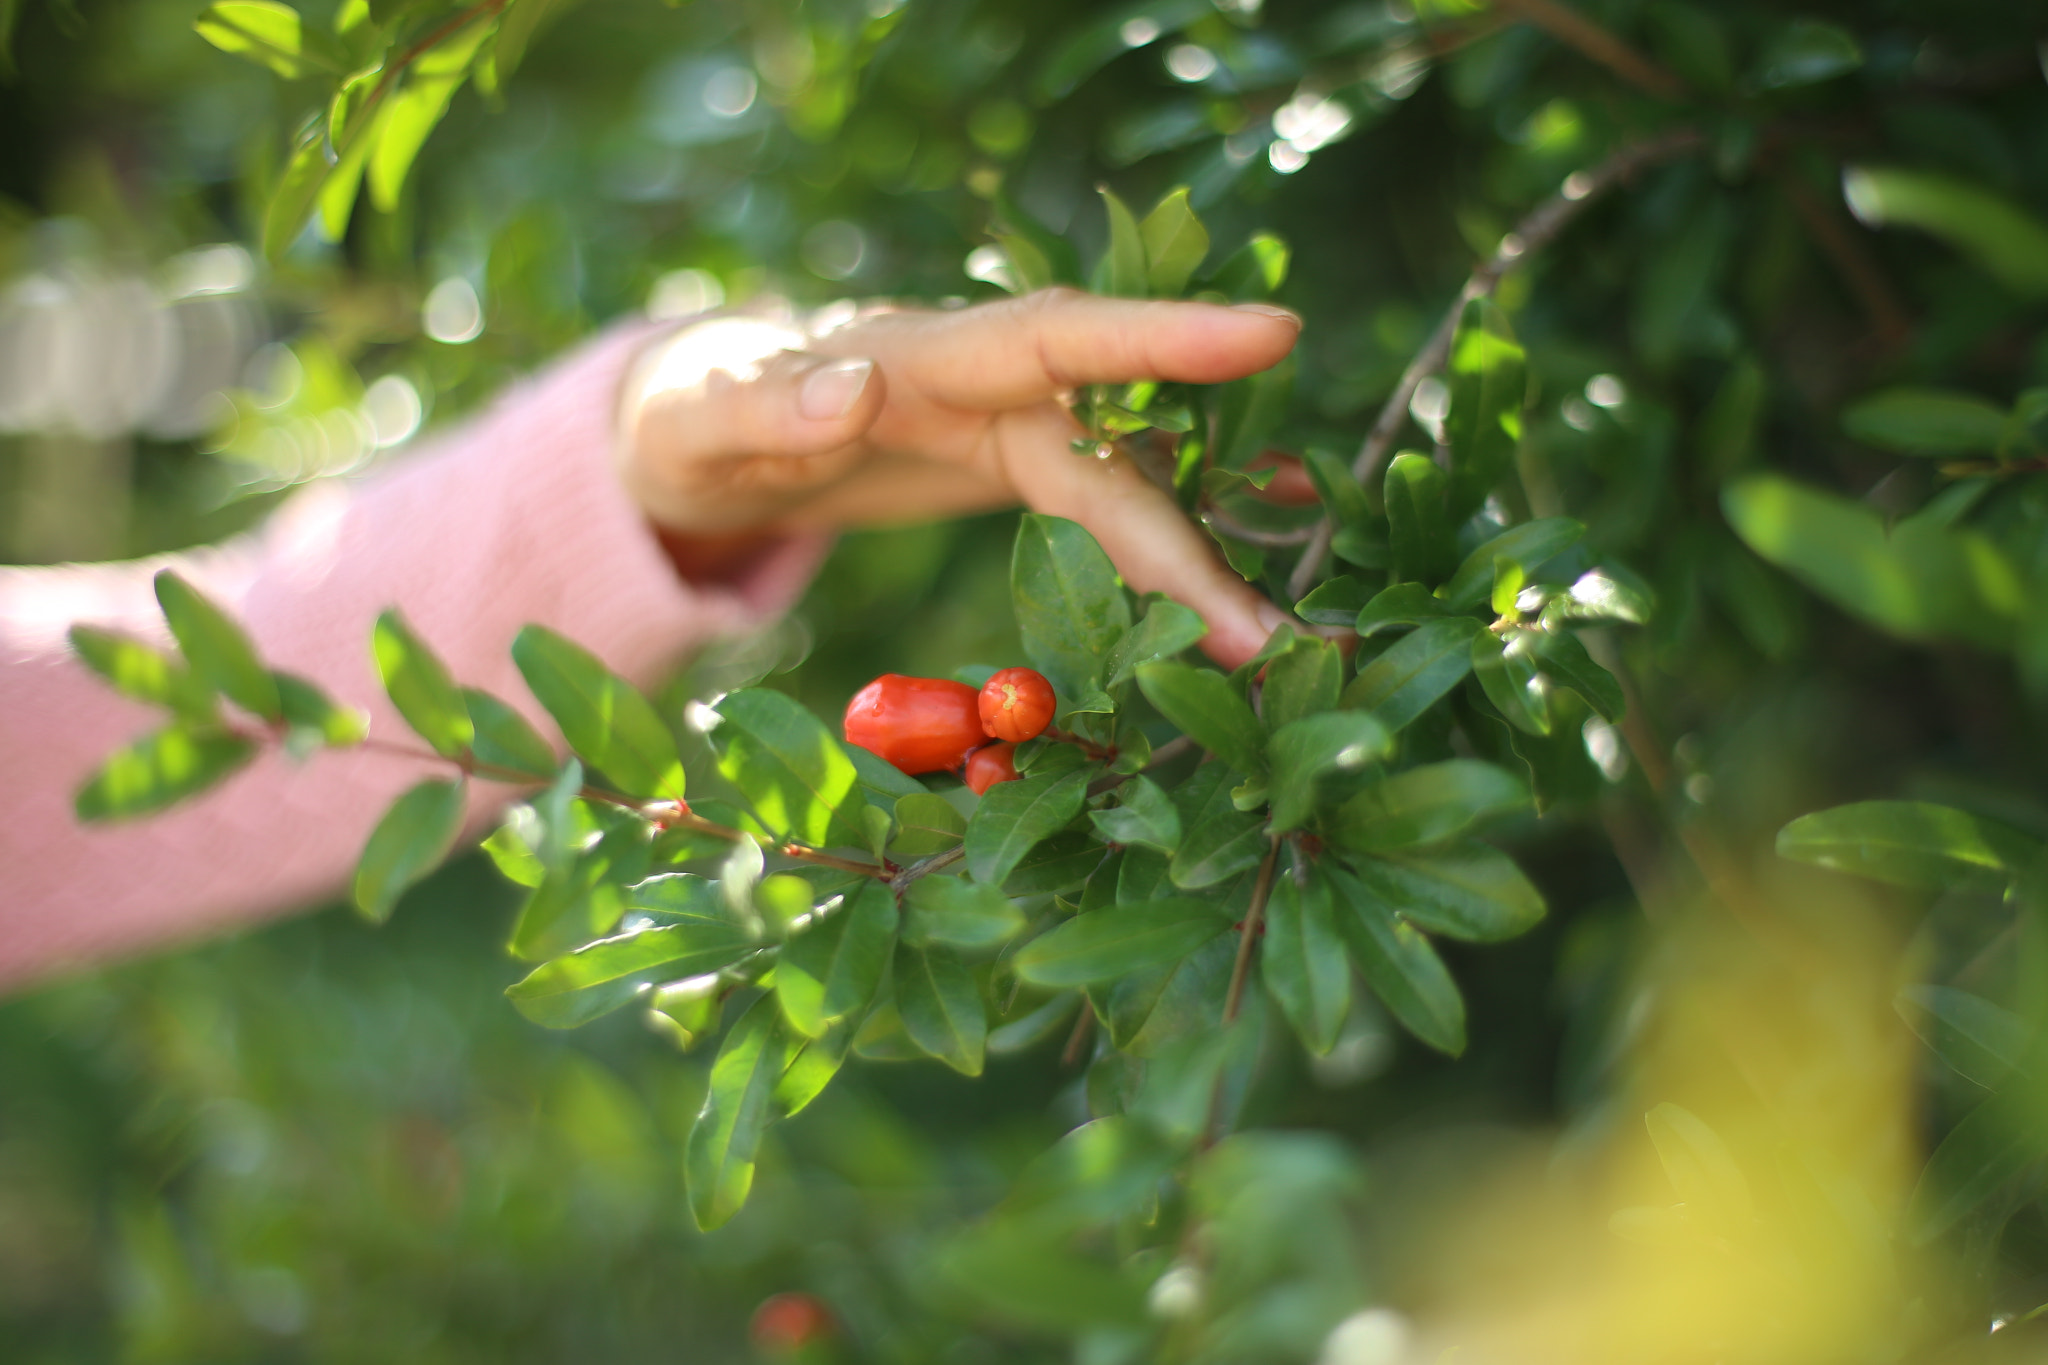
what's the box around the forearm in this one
[0,322,826,993]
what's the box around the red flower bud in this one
[750,1293,835,1354]
[978,666,1056,743]
[844,674,986,774]
[965,741,1020,795]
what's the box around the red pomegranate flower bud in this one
[749,1292,835,1354]
[978,666,1056,743]
[965,741,1020,795]
[843,674,986,774]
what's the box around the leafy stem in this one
[1223,835,1282,1025]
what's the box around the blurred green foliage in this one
[10,0,2048,1360]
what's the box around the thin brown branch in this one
[1491,0,1689,101]
[890,845,964,894]
[1144,735,1195,770]
[1773,167,1913,352]
[1060,1003,1096,1067]
[1285,127,1707,601]
[1200,506,1319,548]
[1223,837,1282,1025]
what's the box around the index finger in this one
[842,287,1301,411]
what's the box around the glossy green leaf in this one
[774,1018,852,1116]
[263,128,332,260]
[1329,866,1464,1056]
[965,766,1092,886]
[506,802,652,962]
[1135,661,1266,777]
[1299,444,1371,527]
[895,943,987,1076]
[505,918,755,1028]
[1531,629,1624,721]
[685,996,792,1230]
[514,625,683,801]
[902,875,1025,950]
[1385,452,1455,586]
[373,609,473,757]
[274,672,368,746]
[1342,616,1484,729]
[1089,774,1181,853]
[1013,900,1233,988]
[1003,831,1105,896]
[1013,514,1132,700]
[1355,583,1461,636]
[1096,185,1147,297]
[1843,166,2048,297]
[892,792,967,857]
[462,688,558,780]
[1205,230,1289,299]
[1723,475,2020,649]
[1103,597,1207,689]
[194,0,314,78]
[487,0,571,86]
[75,726,258,822]
[777,881,896,1037]
[67,625,216,720]
[1261,867,1350,1054]
[1261,637,1341,732]
[1440,518,1585,610]
[1444,298,1526,519]
[154,570,280,721]
[1908,1087,2048,1245]
[1471,629,1550,737]
[1844,388,2010,457]
[938,1224,1149,1330]
[1212,355,1294,469]
[369,22,492,212]
[1139,186,1207,296]
[353,778,466,924]
[1267,711,1391,833]
[716,687,876,850]
[1897,985,2032,1089]
[1776,801,2039,890]
[1329,760,1528,853]
[1343,841,1544,942]
[1168,776,1267,888]
[987,994,1082,1055]
[1294,575,1371,627]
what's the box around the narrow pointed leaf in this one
[514,625,683,801]
[373,609,473,757]
[1267,711,1391,832]
[1013,900,1233,987]
[686,997,793,1230]
[1330,760,1528,853]
[1342,617,1483,730]
[896,943,987,1075]
[965,766,1092,886]
[1098,185,1148,297]
[1013,515,1132,700]
[1139,186,1208,295]
[777,881,896,1037]
[1440,518,1584,610]
[68,625,216,720]
[1776,801,2039,889]
[714,687,862,848]
[353,778,466,923]
[903,875,1026,950]
[462,688,558,779]
[505,918,756,1028]
[75,727,257,822]
[1089,774,1181,853]
[154,570,280,720]
[1136,661,1266,777]
[1385,453,1455,586]
[1328,866,1465,1055]
[1345,841,1544,942]
[1262,868,1350,1054]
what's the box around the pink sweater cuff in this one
[0,321,829,991]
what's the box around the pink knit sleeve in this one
[0,322,829,993]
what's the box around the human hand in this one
[616,288,1302,667]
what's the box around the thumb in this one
[620,319,886,530]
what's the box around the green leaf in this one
[713,688,867,849]
[775,1018,853,1116]
[965,767,1093,886]
[1261,637,1341,732]
[1013,901,1233,988]
[777,881,896,1037]
[1300,444,1371,525]
[1295,576,1371,627]
[1211,355,1294,469]
[1089,774,1181,853]
[1776,801,2039,890]
[1645,1103,1753,1234]
[1267,711,1392,833]
[937,1224,1149,1331]
[274,672,368,746]
[353,778,466,924]
[1897,985,2032,1089]
[1329,760,1529,853]
[1204,230,1289,299]
[74,727,257,822]
[373,609,473,757]
[1168,771,1268,888]
[505,918,756,1028]
[1342,617,1483,730]
[1444,298,1527,520]
[1439,518,1585,610]
[1097,185,1148,297]
[1908,1087,2048,1245]
[1261,867,1350,1054]
[1139,187,1207,296]
[513,625,684,801]
[1385,452,1455,586]
[1531,629,1624,721]
[1752,18,1861,89]
[194,0,316,78]
[67,625,216,720]
[1355,583,1460,636]
[988,993,1082,1055]
[1004,831,1106,896]
[1843,388,2010,457]
[892,792,967,857]
[1545,567,1655,627]
[1344,841,1543,942]
[1328,866,1465,1056]
[486,0,572,87]
[1722,475,2020,649]
[154,570,280,721]
[1013,515,1133,700]
[1103,597,1207,689]
[263,128,332,260]
[685,996,793,1230]
[369,21,493,212]
[1843,167,2048,298]
[902,875,1025,950]
[462,688,558,780]
[1135,661,1267,777]
[1471,629,1551,737]
[993,184,1085,285]
[992,233,1054,293]
[895,943,987,1075]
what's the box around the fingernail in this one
[797,357,873,421]
[1255,602,1295,638]
[1231,303,1302,329]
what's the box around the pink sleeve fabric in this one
[0,321,828,993]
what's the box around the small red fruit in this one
[965,742,1020,795]
[978,667,1056,743]
[844,674,986,774]
[750,1292,835,1354]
